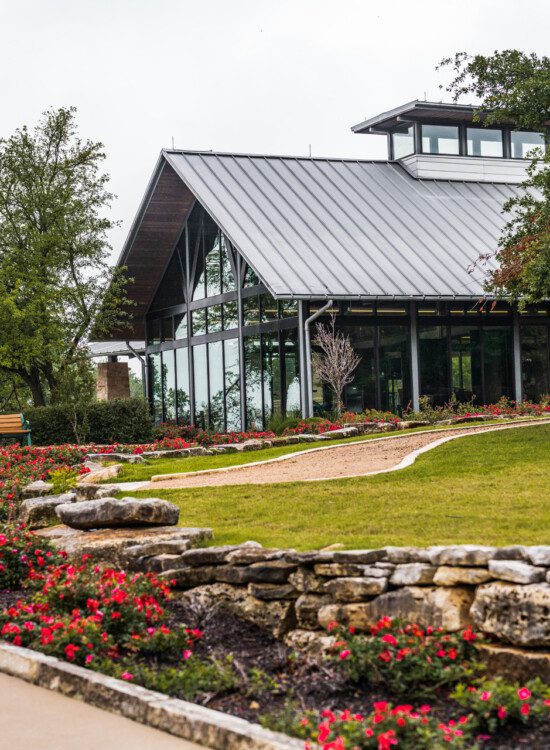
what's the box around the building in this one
[110,100,549,429]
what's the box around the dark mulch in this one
[0,588,25,610]
[166,599,550,749]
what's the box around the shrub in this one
[328,618,481,697]
[0,525,65,589]
[26,398,153,445]
[48,467,79,494]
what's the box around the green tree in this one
[0,107,131,406]
[439,51,550,303]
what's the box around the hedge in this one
[25,398,154,446]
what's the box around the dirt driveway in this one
[149,419,550,490]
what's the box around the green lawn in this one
[127,424,550,550]
[111,420,508,483]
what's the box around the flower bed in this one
[0,527,549,748]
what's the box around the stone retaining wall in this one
[126,543,550,649]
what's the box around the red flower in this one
[518,687,531,701]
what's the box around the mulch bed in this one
[166,599,550,749]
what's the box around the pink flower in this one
[520,703,530,716]
[338,649,350,660]
[85,654,94,665]
[497,706,507,720]
[480,691,492,702]
[121,672,134,681]
[381,633,398,646]
[518,687,531,701]
[183,649,192,660]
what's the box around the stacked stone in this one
[127,543,550,649]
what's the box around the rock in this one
[297,435,316,443]
[242,440,265,451]
[215,565,254,584]
[55,496,179,529]
[247,583,297,600]
[180,545,242,566]
[285,551,336,564]
[284,629,335,654]
[488,560,546,584]
[429,545,497,567]
[433,567,493,586]
[36,525,212,566]
[471,582,550,646]
[124,539,192,560]
[295,593,333,629]
[225,547,287,565]
[180,583,296,637]
[246,561,297,583]
[288,568,327,593]
[373,562,396,571]
[476,643,550,683]
[19,493,76,529]
[398,420,431,429]
[145,554,190,572]
[270,437,291,447]
[75,484,115,501]
[318,586,474,632]
[210,445,239,454]
[525,546,550,566]
[491,547,527,561]
[390,563,436,586]
[188,447,213,456]
[314,563,388,578]
[21,480,53,499]
[162,566,216,587]
[85,452,144,464]
[332,550,384,564]
[383,547,431,564]
[78,464,122,483]
[323,577,387,602]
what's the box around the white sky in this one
[1,0,549,261]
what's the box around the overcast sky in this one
[2,0,548,260]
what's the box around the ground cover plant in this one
[128,424,550,548]
[0,536,549,750]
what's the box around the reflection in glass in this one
[419,326,450,405]
[205,222,221,298]
[422,124,459,155]
[175,313,187,340]
[208,340,224,431]
[343,326,375,412]
[261,294,279,323]
[193,344,208,428]
[243,295,260,327]
[392,124,414,159]
[466,128,503,157]
[450,327,482,403]
[175,347,190,423]
[161,317,173,342]
[244,265,260,287]
[483,327,513,402]
[283,329,300,413]
[379,326,410,412]
[224,339,241,430]
[149,353,162,424]
[192,308,207,336]
[262,334,282,422]
[221,235,236,292]
[208,305,223,333]
[280,300,298,318]
[189,204,206,301]
[244,337,262,428]
[162,350,176,420]
[223,300,238,330]
[521,326,550,400]
[511,131,545,159]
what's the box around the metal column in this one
[513,310,523,402]
[409,302,420,411]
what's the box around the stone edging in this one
[0,642,303,750]
[150,417,550,483]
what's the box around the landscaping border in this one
[0,642,303,750]
[149,417,550,483]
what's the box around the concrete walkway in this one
[0,672,204,750]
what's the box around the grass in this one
[127,423,550,550]
[111,419,513,483]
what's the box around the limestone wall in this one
[126,543,550,649]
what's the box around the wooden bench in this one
[0,413,31,446]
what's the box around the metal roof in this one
[351,100,480,133]
[163,150,522,300]
[87,341,145,358]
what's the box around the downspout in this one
[304,299,333,418]
[125,341,148,399]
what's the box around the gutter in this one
[304,299,333,418]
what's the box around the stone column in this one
[96,362,130,401]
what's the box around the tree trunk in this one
[19,367,46,407]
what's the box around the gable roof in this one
[162,149,520,300]
[113,149,523,338]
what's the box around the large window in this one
[162,350,176,421]
[175,347,190,423]
[244,336,263,428]
[208,340,225,431]
[421,124,459,155]
[391,124,414,159]
[224,339,241,430]
[343,326,376,413]
[521,326,550,401]
[379,326,410,412]
[511,131,546,159]
[419,325,450,405]
[283,329,301,413]
[467,128,503,158]
[193,344,208,428]
[262,334,282,423]
[149,353,162,424]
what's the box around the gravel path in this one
[149,419,550,489]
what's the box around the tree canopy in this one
[439,50,550,303]
[0,107,131,407]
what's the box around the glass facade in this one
[421,124,460,155]
[511,131,546,159]
[521,326,550,401]
[391,124,414,159]
[466,128,503,158]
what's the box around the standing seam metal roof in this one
[162,150,522,299]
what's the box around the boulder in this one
[55,496,179,529]
[471,582,550,646]
[36,525,212,566]
[476,643,550,683]
[179,545,243,566]
[295,593,333,629]
[163,566,216,587]
[85,452,144,464]
[210,445,239,454]
[247,583,297,600]
[318,586,474,632]
[187,446,213,457]
[390,563,437,586]
[284,629,335,654]
[314,563,388,578]
[124,539,192,560]
[289,568,327,593]
[525,546,550,566]
[332,549,384,564]
[429,545,497,567]
[434,566,493,586]
[383,547,431,564]
[21,480,53,499]
[285,551,336,564]
[323,576,387,602]
[78,464,122,483]
[225,547,287,565]
[19,493,76,529]
[487,560,546,584]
